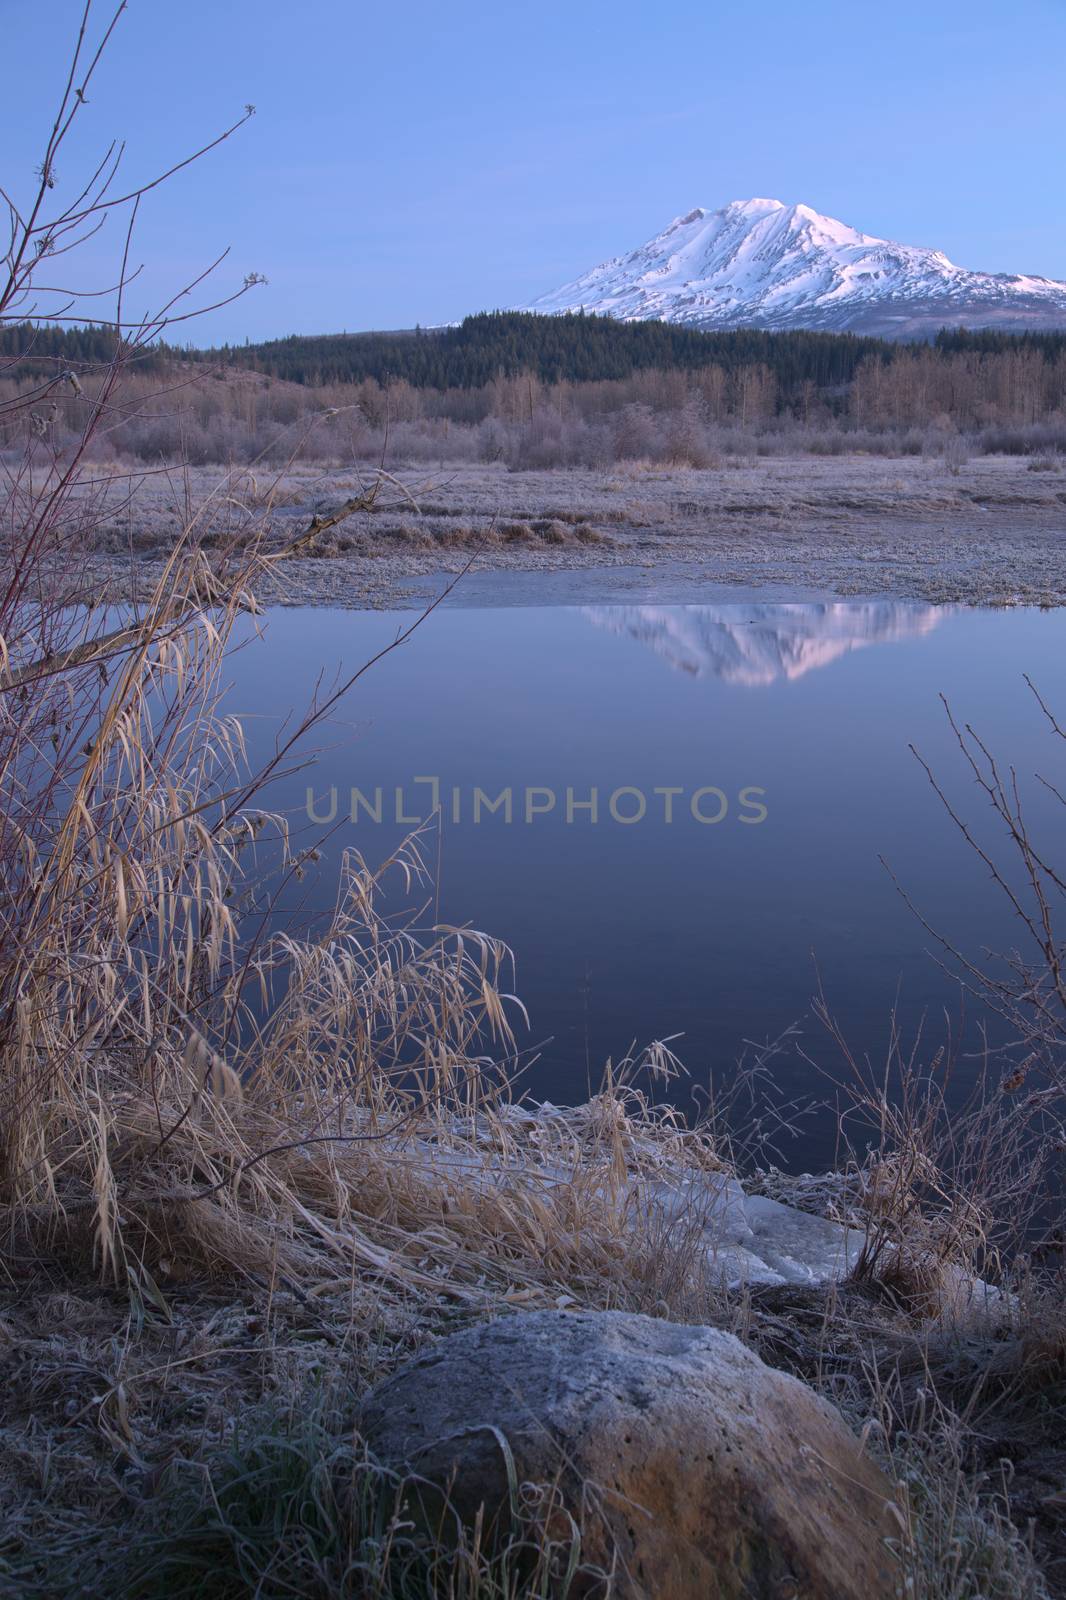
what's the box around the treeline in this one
[852,345,1066,428]
[933,328,1066,360]
[7,311,1066,408]
[1,312,900,394]
[0,322,169,377]
[4,313,1066,469]
[194,313,893,393]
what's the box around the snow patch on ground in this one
[645,1172,864,1288]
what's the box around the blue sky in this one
[5,0,1066,342]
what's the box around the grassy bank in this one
[1,1049,1063,1597]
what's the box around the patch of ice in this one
[641,1172,864,1288]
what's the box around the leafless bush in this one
[977,421,1066,457]
[905,691,1066,1124]
[10,348,1066,470]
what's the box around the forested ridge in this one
[190,313,895,393]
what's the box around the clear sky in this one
[5,0,1066,343]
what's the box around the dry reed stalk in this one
[0,6,493,1304]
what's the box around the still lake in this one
[226,592,1066,1167]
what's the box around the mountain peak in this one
[726,197,786,215]
[523,200,1066,337]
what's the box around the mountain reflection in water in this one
[582,600,948,687]
[220,598,1066,1167]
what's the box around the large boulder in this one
[360,1309,900,1599]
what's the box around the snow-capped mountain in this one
[582,601,947,687]
[525,199,1066,336]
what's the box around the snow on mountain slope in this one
[524,199,1066,336]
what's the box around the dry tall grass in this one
[0,7,733,1335]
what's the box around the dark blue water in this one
[225,594,1066,1166]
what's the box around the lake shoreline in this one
[83,453,1066,611]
